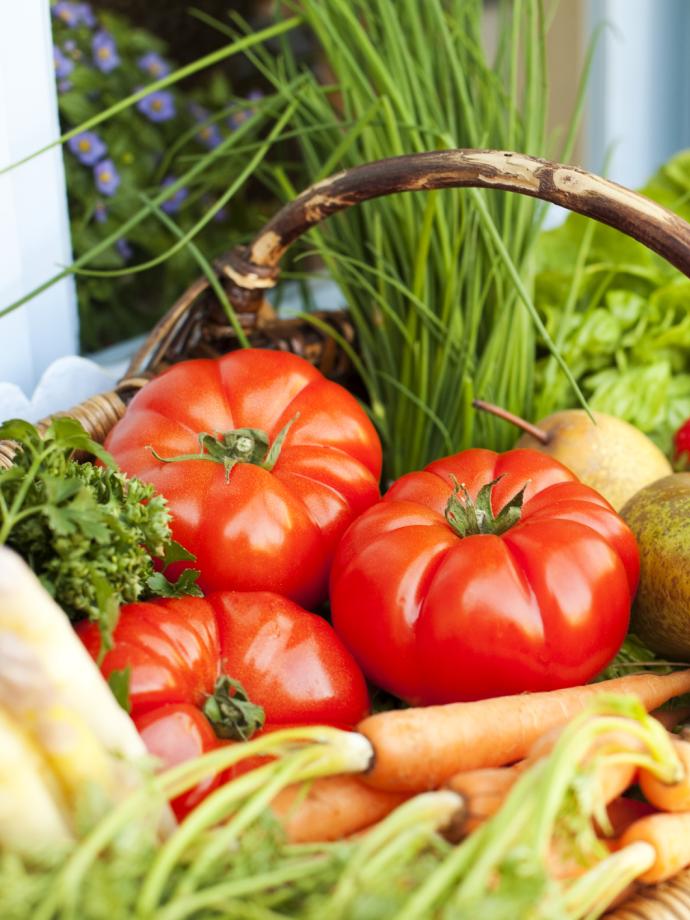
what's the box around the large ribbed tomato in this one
[78,592,370,817]
[104,349,382,607]
[331,448,640,705]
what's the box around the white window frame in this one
[0,1,77,395]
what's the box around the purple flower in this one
[75,3,96,26]
[138,52,171,79]
[92,31,120,73]
[53,46,74,79]
[136,90,175,123]
[116,239,133,260]
[52,2,95,27]
[51,2,79,26]
[197,122,222,150]
[67,131,107,165]
[203,194,228,223]
[93,159,120,196]
[160,177,188,214]
[58,79,72,94]
[190,102,223,148]
[188,101,207,120]
[64,39,77,52]
[93,201,108,224]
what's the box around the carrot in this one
[446,746,635,837]
[359,669,690,793]
[524,726,639,804]
[270,774,408,843]
[600,797,655,841]
[444,766,518,834]
[618,811,690,883]
[639,737,690,812]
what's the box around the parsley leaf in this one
[0,418,202,646]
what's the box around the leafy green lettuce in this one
[532,150,690,454]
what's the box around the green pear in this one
[516,410,672,510]
[620,473,690,659]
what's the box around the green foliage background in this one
[52,5,270,352]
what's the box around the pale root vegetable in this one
[0,707,73,853]
[0,547,174,832]
[619,812,690,883]
[639,737,690,812]
[0,547,146,761]
[359,670,690,793]
[270,774,408,843]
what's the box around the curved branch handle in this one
[220,148,690,310]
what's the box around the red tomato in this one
[78,592,370,817]
[330,448,640,705]
[103,349,382,608]
[675,418,690,468]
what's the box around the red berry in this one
[675,418,690,467]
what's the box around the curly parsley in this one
[0,417,201,648]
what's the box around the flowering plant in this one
[51,2,267,352]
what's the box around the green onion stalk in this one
[220,0,595,479]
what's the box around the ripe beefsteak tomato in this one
[78,592,369,817]
[330,448,640,705]
[104,349,382,607]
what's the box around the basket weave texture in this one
[6,150,690,917]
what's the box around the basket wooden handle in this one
[220,148,690,312]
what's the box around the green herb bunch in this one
[0,418,200,645]
[227,0,588,479]
[50,1,268,351]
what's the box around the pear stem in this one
[472,399,550,446]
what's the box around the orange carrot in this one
[600,797,655,841]
[524,726,639,804]
[270,774,408,843]
[444,766,518,834]
[446,747,635,837]
[619,811,690,883]
[359,669,690,793]
[639,737,690,812]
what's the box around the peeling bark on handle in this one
[223,149,690,312]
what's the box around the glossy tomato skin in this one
[103,349,382,608]
[331,448,640,705]
[78,592,370,817]
[136,704,223,819]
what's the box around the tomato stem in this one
[148,414,299,481]
[444,475,527,538]
[203,675,266,741]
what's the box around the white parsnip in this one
[0,707,73,853]
[0,547,181,837]
[0,546,146,762]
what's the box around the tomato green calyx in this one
[444,474,527,538]
[148,414,299,482]
[203,675,266,741]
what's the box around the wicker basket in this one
[5,149,690,917]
